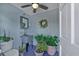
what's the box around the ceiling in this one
[11,3,59,16]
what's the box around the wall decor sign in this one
[20,16,29,29]
[39,19,48,28]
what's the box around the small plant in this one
[19,44,26,53]
[0,36,13,42]
[36,41,48,53]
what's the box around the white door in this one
[60,3,79,56]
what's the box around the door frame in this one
[59,3,75,56]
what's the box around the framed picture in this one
[20,16,29,29]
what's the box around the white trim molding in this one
[71,3,75,44]
[59,10,62,56]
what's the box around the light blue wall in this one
[0,4,30,49]
[26,9,59,36]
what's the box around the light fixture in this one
[32,3,39,9]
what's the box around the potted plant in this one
[19,43,26,56]
[35,34,59,56]
[35,41,48,56]
[46,35,59,55]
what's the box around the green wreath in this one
[39,19,48,28]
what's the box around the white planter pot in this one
[0,40,13,53]
[34,51,44,56]
[47,46,56,56]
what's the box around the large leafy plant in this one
[35,34,59,46]
[46,35,59,46]
[36,41,48,53]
